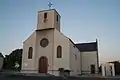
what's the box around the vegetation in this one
[0,52,4,58]
[3,49,23,71]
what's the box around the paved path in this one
[0,73,120,80]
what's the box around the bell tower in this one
[37,9,61,31]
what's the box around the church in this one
[21,9,99,76]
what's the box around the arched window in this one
[28,47,33,59]
[44,13,47,23]
[44,13,47,19]
[57,46,62,58]
[56,15,58,22]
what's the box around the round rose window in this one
[40,38,49,47]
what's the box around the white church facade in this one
[21,9,99,76]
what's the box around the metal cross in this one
[48,1,52,9]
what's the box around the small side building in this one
[0,53,4,70]
[76,40,99,75]
[109,61,120,75]
[101,63,115,76]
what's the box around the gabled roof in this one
[0,53,4,58]
[75,42,98,52]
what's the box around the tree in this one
[0,52,4,58]
[3,49,23,71]
[0,52,4,70]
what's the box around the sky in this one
[0,0,120,63]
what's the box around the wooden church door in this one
[39,56,48,73]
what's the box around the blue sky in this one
[0,0,120,63]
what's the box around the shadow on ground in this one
[0,73,120,80]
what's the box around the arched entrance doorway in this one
[38,56,48,73]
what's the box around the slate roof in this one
[75,42,98,52]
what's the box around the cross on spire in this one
[48,1,53,9]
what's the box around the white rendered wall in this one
[81,51,98,74]
[21,32,37,73]
[37,9,60,31]
[53,29,70,75]
[69,41,81,76]
[35,29,54,73]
